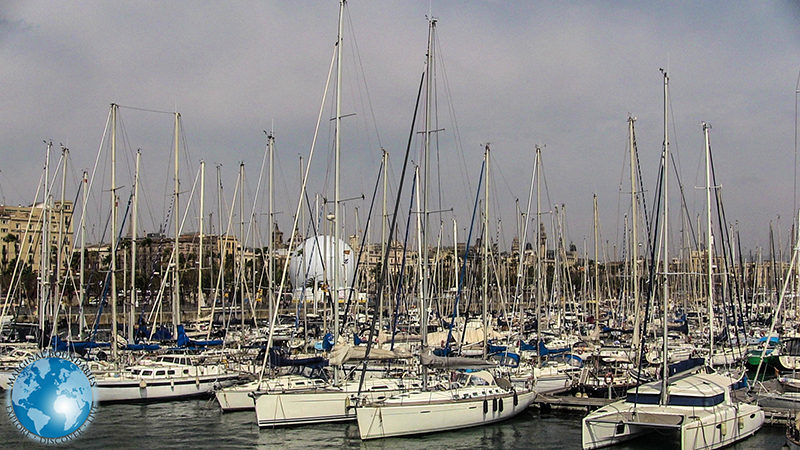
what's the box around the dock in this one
[531,391,796,427]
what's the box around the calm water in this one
[0,397,787,449]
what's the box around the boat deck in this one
[532,390,794,427]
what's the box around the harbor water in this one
[0,397,786,449]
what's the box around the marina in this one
[1,1,800,449]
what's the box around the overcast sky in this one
[1,1,799,259]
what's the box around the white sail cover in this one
[328,343,412,366]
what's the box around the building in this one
[0,201,74,271]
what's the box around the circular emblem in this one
[7,350,96,443]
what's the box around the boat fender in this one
[499,398,504,412]
[345,395,351,410]
[170,380,175,390]
[196,376,200,387]
[513,392,518,406]
[604,372,613,385]
[738,417,745,431]
[139,380,147,389]
[493,398,498,412]
[483,399,488,414]
[720,422,727,436]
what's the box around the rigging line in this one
[446,159,485,353]
[709,145,749,340]
[116,104,176,115]
[256,37,337,380]
[433,29,471,209]
[339,153,384,336]
[390,170,417,350]
[344,7,383,158]
[358,70,425,396]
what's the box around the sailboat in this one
[356,89,535,438]
[581,72,764,450]
[250,0,421,425]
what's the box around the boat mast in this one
[380,149,387,332]
[172,112,181,335]
[333,0,344,377]
[111,104,119,360]
[483,145,490,359]
[197,159,205,320]
[40,140,52,348]
[238,162,245,330]
[593,194,600,324]
[56,144,68,339]
[703,122,714,356]
[535,145,542,369]
[268,133,275,336]
[79,171,87,340]
[420,15,437,388]
[130,150,140,343]
[660,69,670,405]
[629,116,641,357]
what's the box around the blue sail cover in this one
[51,336,110,352]
[176,325,223,348]
[268,348,328,369]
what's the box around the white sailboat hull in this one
[256,389,355,426]
[582,402,764,449]
[254,379,413,427]
[215,381,258,411]
[95,373,240,402]
[356,389,535,440]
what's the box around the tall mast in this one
[703,122,714,356]
[535,145,542,369]
[197,159,205,320]
[56,145,68,339]
[482,145,490,359]
[238,162,245,329]
[333,0,344,372]
[660,69,670,404]
[110,104,119,360]
[629,116,641,356]
[40,140,52,347]
[593,194,599,322]
[379,149,387,331]
[172,112,181,334]
[79,171,88,340]
[420,13,437,389]
[268,133,275,334]
[130,150,140,343]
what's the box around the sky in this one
[1,1,799,260]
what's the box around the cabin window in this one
[626,393,660,405]
[668,393,724,407]
[183,369,189,375]
[155,370,166,376]
[130,369,141,375]
[142,370,153,376]
[167,370,175,375]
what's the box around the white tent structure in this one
[288,235,356,301]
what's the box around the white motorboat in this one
[94,354,242,402]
